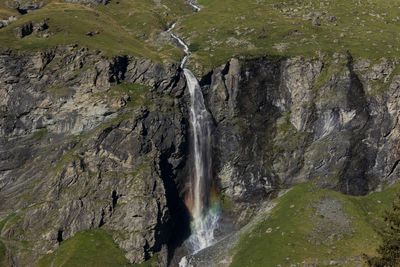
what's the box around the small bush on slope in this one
[368,194,400,267]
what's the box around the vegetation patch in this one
[47,85,75,98]
[272,111,308,156]
[220,192,234,212]
[0,0,189,61]
[37,228,160,267]
[312,58,346,91]
[134,256,159,267]
[0,240,6,267]
[0,0,18,19]
[37,229,132,267]
[107,83,152,108]
[31,128,49,141]
[176,0,400,69]
[2,0,400,70]
[0,213,19,233]
[230,182,400,266]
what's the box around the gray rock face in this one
[1,48,400,267]
[0,47,187,266]
[204,54,400,217]
[0,16,17,29]
[6,0,44,14]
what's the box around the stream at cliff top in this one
[168,2,220,266]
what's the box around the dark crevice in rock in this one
[220,60,230,77]
[158,151,190,266]
[143,241,151,261]
[220,60,231,93]
[387,159,400,178]
[199,70,213,87]
[110,56,129,83]
[384,116,398,138]
[56,230,63,243]
[94,126,116,153]
[98,209,105,227]
[16,8,27,15]
[339,54,371,195]
[111,190,119,209]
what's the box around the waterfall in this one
[184,69,219,253]
[167,1,220,265]
[188,0,201,12]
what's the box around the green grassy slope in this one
[37,229,160,267]
[0,241,6,267]
[37,229,131,267]
[0,0,189,61]
[0,1,17,18]
[178,0,400,68]
[1,0,400,68]
[230,183,400,267]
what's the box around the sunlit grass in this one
[231,182,400,266]
[176,0,400,69]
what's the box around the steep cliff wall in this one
[204,54,400,220]
[1,50,399,266]
[0,47,189,266]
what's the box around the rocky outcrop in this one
[6,0,44,14]
[0,16,17,29]
[13,22,33,38]
[204,54,400,219]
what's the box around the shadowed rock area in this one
[205,55,400,213]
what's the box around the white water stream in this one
[184,68,219,253]
[167,2,220,266]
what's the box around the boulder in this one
[14,22,33,38]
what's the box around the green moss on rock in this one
[108,83,152,108]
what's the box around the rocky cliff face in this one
[205,54,400,219]
[1,49,399,266]
[0,47,189,266]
